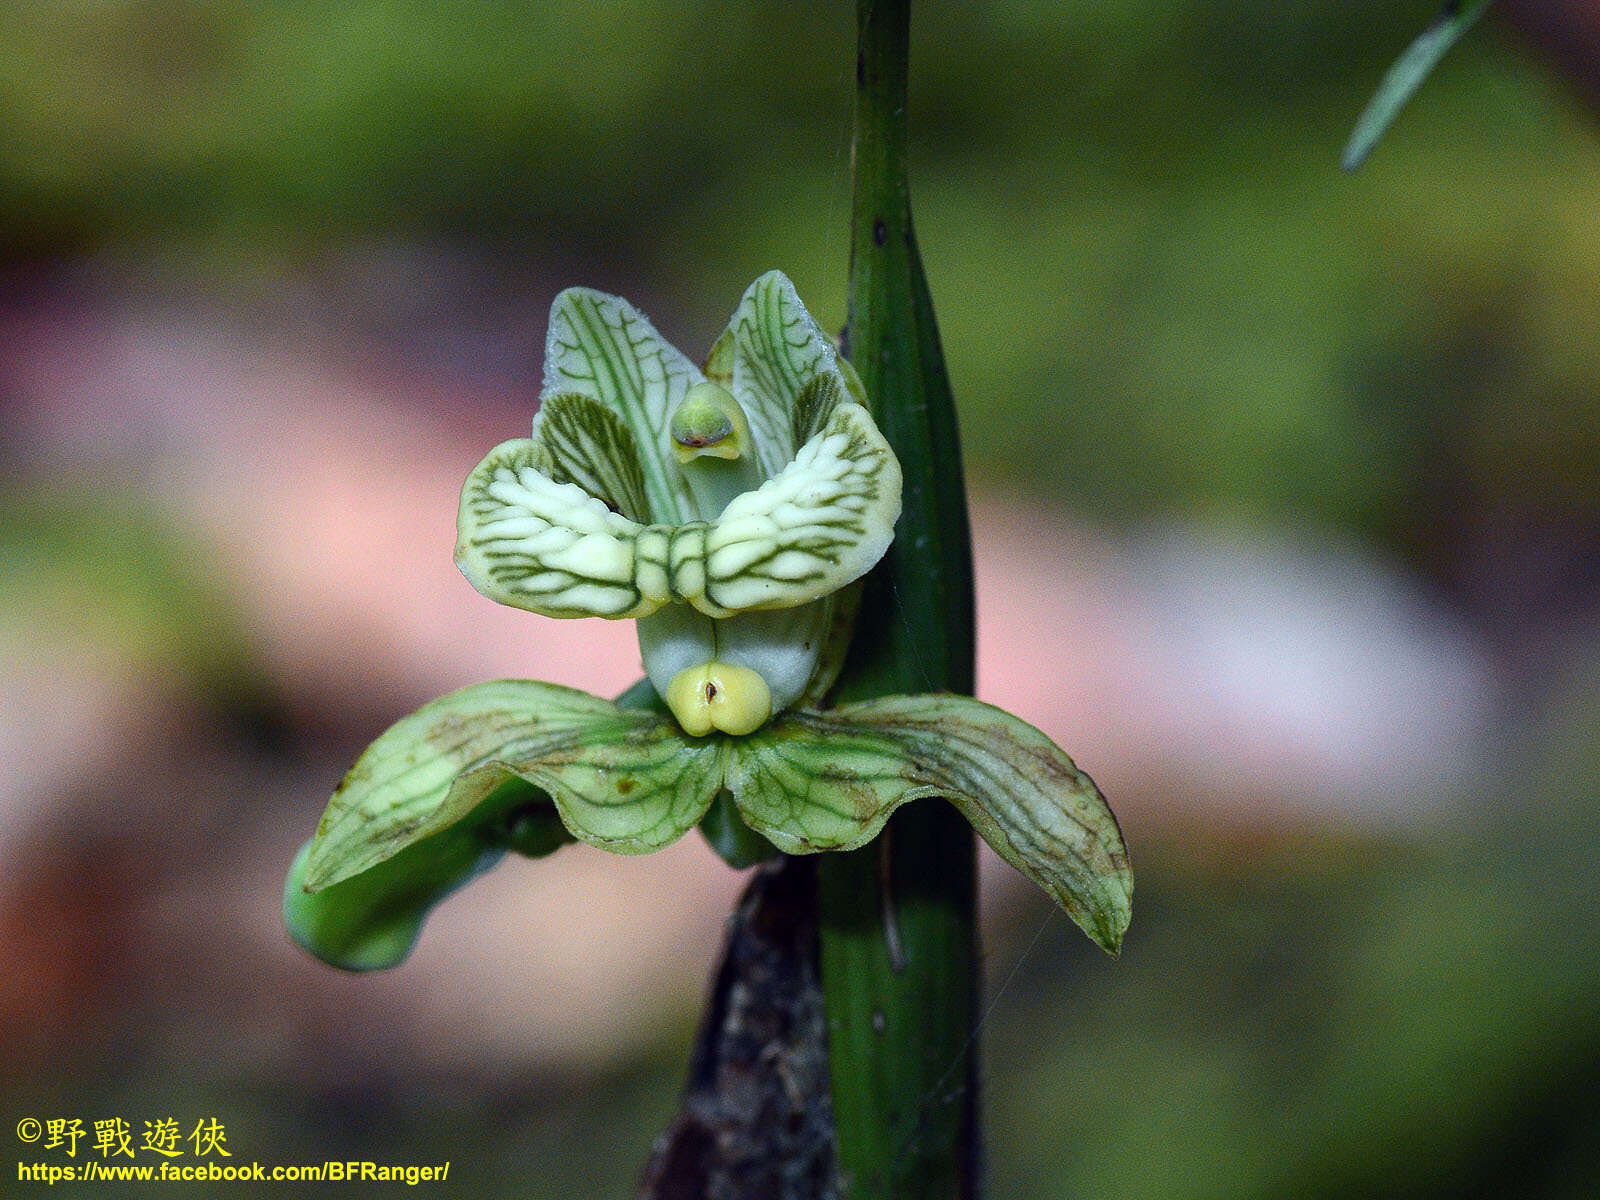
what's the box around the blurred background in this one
[4,0,1600,1195]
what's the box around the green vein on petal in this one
[729,697,1132,953]
[728,270,851,480]
[532,392,651,524]
[543,287,701,523]
[302,680,722,891]
[790,373,847,450]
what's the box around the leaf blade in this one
[1343,0,1493,172]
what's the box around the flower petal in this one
[543,287,701,523]
[728,697,1132,953]
[698,790,779,869]
[284,833,504,972]
[790,372,847,449]
[456,438,661,618]
[725,270,853,479]
[458,401,900,621]
[531,392,651,524]
[695,400,902,616]
[302,680,725,891]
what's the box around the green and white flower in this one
[285,273,1131,974]
[455,270,900,736]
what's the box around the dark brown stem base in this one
[638,858,836,1200]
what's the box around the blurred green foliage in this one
[5,0,1599,567]
[0,493,265,710]
[4,2,1599,1197]
[986,657,1600,1199]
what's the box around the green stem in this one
[819,0,979,1196]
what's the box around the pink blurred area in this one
[0,269,1494,1082]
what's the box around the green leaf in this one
[303,680,724,891]
[732,697,1132,952]
[542,287,701,523]
[823,4,983,1191]
[456,402,901,620]
[1343,0,1493,172]
[725,269,852,479]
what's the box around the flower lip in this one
[455,276,903,627]
[665,660,773,736]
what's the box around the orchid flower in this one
[285,272,1130,972]
[454,270,899,735]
